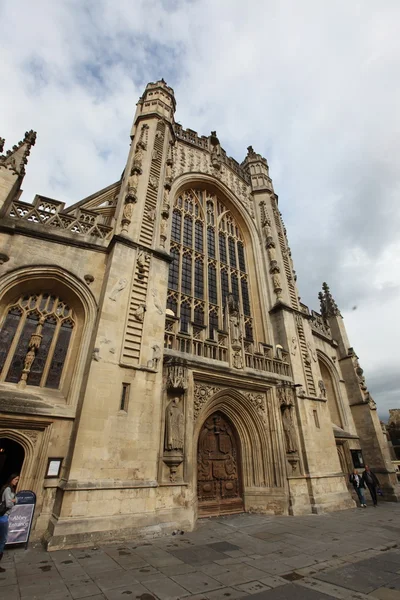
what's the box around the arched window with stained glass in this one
[0,292,75,389]
[166,189,253,350]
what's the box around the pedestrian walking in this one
[0,473,19,572]
[362,465,380,507]
[349,469,367,507]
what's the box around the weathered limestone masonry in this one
[0,80,398,550]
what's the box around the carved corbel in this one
[165,358,188,395]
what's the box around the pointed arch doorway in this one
[0,438,25,488]
[197,411,244,516]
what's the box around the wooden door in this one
[197,412,243,516]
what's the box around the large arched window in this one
[167,189,253,342]
[0,292,75,389]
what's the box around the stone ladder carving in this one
[271,204,298,309]
[139,120,166,247]
[295,314,316,396]
[121,252,151,366]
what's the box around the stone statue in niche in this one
[227,294,241,346]
[128,169,139,193]
[318,379,327,398]
[165,397,185,451]
[109,278,128,301]
[281,400,297,454]
[290,336,297,356]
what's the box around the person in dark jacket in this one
[362,465,380,507]
[349,469,367,507]
[0,473,19,572]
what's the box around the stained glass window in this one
[0,293,75,389]
[166,189,253,347]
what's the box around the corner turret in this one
[0,130,37,215]
[241,145,273,193]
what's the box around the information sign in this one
[6,490,36,548]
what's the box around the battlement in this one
[173,124,251,185]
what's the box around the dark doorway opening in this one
[0,438,25,488]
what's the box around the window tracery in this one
[166,189,253,347]
[0,292,75,390]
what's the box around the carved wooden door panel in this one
[197,412,243,516]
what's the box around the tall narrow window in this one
[0,293,75,389]
[120,383,130,412]
[166,189,253,351]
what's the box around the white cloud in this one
[1,0,399,418]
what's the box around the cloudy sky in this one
[1,1,399,420]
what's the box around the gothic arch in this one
[0,429,34,487]
[194,388,279,489]
[317,351,347,429]
[0,265,97,406]
[168,174,272,346]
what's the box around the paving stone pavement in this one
[2,503,400,600]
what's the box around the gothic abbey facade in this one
[0,80,398,549]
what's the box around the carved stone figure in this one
[133,303,146,322]
[148,344,161,370]
[160,217,168,247]
[290,336,297,356]
[165,397,185,451]
[281,402,297,454]
[122,201,134,222]
[229,313,241,345]
[307,341,317,362]
[132,146,144,172]
[152,289,163,315]
[233,351,243,369]
[272,274,282,298]
[128,169,139,192]
[109,278,128,301]
[318,379,327,398]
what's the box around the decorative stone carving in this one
[121,198,135,233]
[307,341,317,362]
[148,344,161,370]
[133,304,146,322]
[165,397,185,451]
[162,187,170,216]
[109,278,128,301]
[278,386,297,454]
[137,250,150,280]
[233,351,243,369]
[272,273,282,300]
[290,337,297,356]
[149,175,158,189]
[159,216,168,248]
[319,282,342,318]
[193,384,220,420]
[165,360,188,393]
[22,430,39,444]
[17,316,46,389]
[151,288,163,315]
[84,274,94,285]
[318,379,327,398]
[245,392,266,421]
